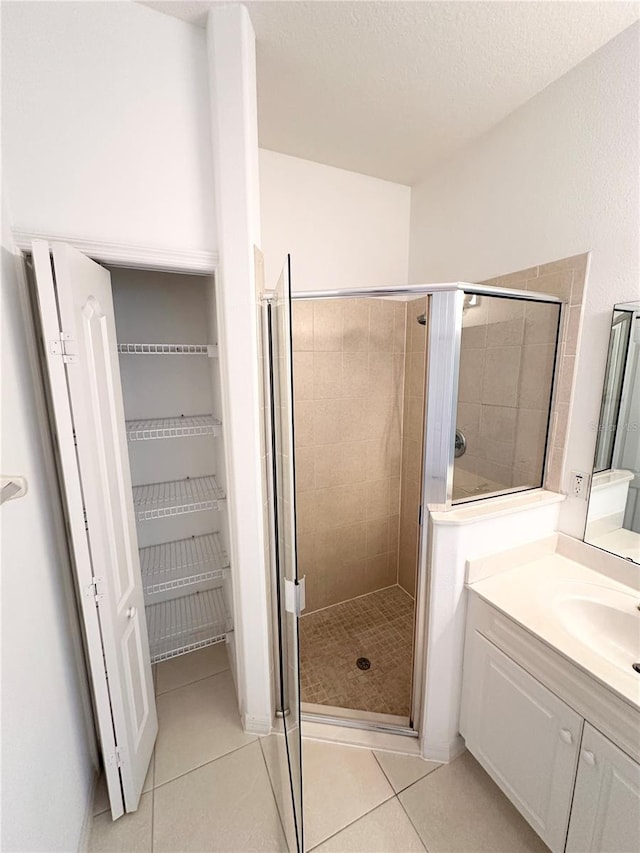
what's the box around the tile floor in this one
[299,586,414,717]
[89,644,548,852]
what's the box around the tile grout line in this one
[155,665,231,698]
[306,790,397,852]
[395,782,431,852]
[257,738,292,853]
[152,737,259,792]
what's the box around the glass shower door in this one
[265,256,304,852]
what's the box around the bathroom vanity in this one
[460,536,640,853]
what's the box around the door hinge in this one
[49,332,78,363]
[418,504,423,525]
[108,746,123,769]
[284,576,306,616]
[86,575,105,605]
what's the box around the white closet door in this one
[566,723,640,853]
[32,241,157,818]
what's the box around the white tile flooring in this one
[90,645,548,852]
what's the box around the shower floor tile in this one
[299,585,415,717]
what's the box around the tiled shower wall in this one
[398,297,428,598]
[456,254,587,495]
[293,299,407,613]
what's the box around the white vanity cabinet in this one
[460,593,640,853]
[460,633,582,851]
[566,723,640,853]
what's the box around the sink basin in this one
[553,583,640,673]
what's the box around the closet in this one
[110,268,233,664]
[27,242,235,820]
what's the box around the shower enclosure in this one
[263,271,562,850]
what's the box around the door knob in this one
[126,606,136,619]
[559,729,573,744]
[582,750,595,766]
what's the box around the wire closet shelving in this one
[132,475,225,521]
[117,342,218,356]
[126,415,222,441]
[146,588,231,663]
[140,532,229,597]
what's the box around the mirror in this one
[585,301,640,562]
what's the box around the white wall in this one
[1,1,215,252]
[259,149,411,292]
[1,200,96,851]
[207,5,273,733]
[408,23,640,539]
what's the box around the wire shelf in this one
[140,533,229,597]
[117,343,218,356]
[126,415,222,441]
[146,588,231,663]
[132,475,225,521]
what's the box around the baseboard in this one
[302,720,423,755]
[422,733,466,763]
[243,712,272,736]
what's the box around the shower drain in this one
[356,657,371,671]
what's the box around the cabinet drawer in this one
[462,632,582,852]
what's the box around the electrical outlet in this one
[570,470,589,499]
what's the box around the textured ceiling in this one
[142,1,640,184]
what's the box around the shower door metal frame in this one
[290,282,563,741]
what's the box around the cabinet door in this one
[462,632,581,852]
[566,723,640,853]
[32,241,157,818]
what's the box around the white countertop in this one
[467,553,640,710]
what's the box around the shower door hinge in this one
[49,332,78,363]
[284,576,306,616]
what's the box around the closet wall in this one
[111,269,233,668]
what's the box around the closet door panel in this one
[32,241,157,818]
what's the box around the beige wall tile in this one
[553,403,569,449]
[523,301,559,346]
[295,446,315,492]
[513,409,547,473]
[496,266,538,287]
[538,253,588,277]
[532,270,572,301]
[458,347,486,403]
[294,400,314,447]
[314,300,344,351]
[341,397,370,441]
[343,299,370,351]
[293,351,314,401]
[369,351,396,397]
[486,297,525,347]
[342,352,369,398]
[369,300,395,352]
[556,354,575,404]
[366,518,389,557]
[312,399,343,445]
[393,303,408,353]
[482,347,521,407]
[293,301,314,351]
[564,305,581,356]
[313,351,343,399]
[479,405,517,444]
[365,479,390,520]
[517,345,555,409]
